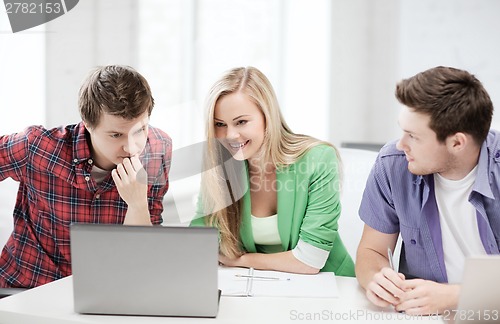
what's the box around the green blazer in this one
[191,145,355,277]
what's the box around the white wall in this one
[399,0,500,131]
[3,0,499,145]
[138,0,332,150]
[330,0,500,146]
[44,0,139,128]
[281,0,331,142]
[330,0,400,146]
[0,12,45,133]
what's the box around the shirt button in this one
[410,239,417,245]
[85,176,90,181]
[495,152,500,158]
[95,194,100,199]
[73,159,78,163]
[88,159,93,164]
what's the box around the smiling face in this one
[85,111,150,170]
[396,106,454,176]
[213,92,266,161]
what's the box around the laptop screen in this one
[455,255,500,323]
[70,224,219,317]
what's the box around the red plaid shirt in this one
[0,123,171,288]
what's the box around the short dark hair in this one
[78,65,154,128]
[395,66,493,145]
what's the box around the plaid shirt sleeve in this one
[0,127,30,182]
[144,126,172,224]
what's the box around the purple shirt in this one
[359,130,500,283]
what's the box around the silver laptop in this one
[456,255,500,323]
[70,224,220,318]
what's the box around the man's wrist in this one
[123,202,151,225]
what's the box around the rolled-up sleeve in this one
[297,146,341,253]
[292,239,329,268]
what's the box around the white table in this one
[0,276,446,324]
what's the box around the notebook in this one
[70,224,220,318]
[455,255,500,323]
[218,267,339,298]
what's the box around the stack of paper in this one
[218,267,339,298]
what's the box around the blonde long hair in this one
[201,66,340,257]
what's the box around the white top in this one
[91,164,109,184]
[251,214,281,245]
[434,166,486,283]
[251,214,329,269]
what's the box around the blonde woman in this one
[191,66,354,276]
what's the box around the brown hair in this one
[395,66,493,145]
[78,65,154,128]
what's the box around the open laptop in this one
[456,255,500,323]
[70,224,220,318]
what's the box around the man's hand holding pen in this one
[365,247,459,316]
[364,247,406,309]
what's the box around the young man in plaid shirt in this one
[0,65,172,288]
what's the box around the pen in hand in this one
[387,246,403,303]
[387,247,395,271]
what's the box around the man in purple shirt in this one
[356,66,500,315]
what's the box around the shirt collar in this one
[72,122,93,164]
[472,140,494,199]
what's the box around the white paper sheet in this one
[218,267,339,298]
